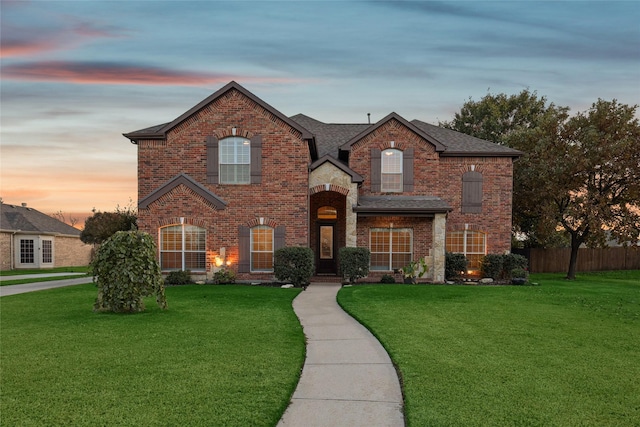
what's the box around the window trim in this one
[219,136,251,184]
[250,225,274,272]
[159,223,206,272]
[369,228,413,271]
[381,149,403,193]
[446,229,486,271]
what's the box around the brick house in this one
[0,202,92,270]
[124,82,521,282]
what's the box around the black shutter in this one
[403,147,414,192]
[274,226,286,250]
[250,135,262,184]
[462,171,483,213]
[238,225,250,273]
[371,148,381,192]
[206,136,219,184]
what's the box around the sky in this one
[1,0,639,227]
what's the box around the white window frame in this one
[250,225,274,272]
[446,230,486,271]
[381,149,403,192]
[370,228,413,271]
[219,136,250,184]
[159,224,206,272]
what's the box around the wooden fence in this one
[513,247,640,274]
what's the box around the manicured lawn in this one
[0,267,90,286]
[1,284,304,426]
[338,271,640,427]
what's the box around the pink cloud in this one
[0,39,62,58]
[1,61,306,86]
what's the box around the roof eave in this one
[440,150,523,158]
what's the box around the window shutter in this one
[250,135,262,184]
[274,226,286,250]
[238,225,250,273]
[403,147,414,192]
[462,171,483,213]
[206,136,219,184]
[371,148,381,192]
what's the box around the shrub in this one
[339,247,370,284]
[480,254,504,280]
[445,252,468,280]
[91,230,167,313]
[503,253,528,276]
[273,247,315,288]
[380,274,396,284]
[164,270,192,285]
[213,268,237,284]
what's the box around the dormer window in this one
[381,149,403,192]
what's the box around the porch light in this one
[214,256,224,267]
[226,260,232,267]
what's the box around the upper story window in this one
[160,224,206,272]
[371,147,413,193]
[207,135,262,185]
[381,149,403,192]
[219,137,250,184]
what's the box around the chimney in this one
[21,203,27,207]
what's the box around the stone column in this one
[432,213,447,283]
[346,182,358,247]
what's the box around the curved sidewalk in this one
[278,283,404,427]
[0,277,93,297]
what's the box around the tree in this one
[91,230,167,313]
[80,205,137,244]
[50,210,79,227]
[445,93,640,279]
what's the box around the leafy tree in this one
[517,100,640,279]
[81,205,137,244]
[444,92,640,279]
[91,230,167,313]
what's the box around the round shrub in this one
[274,247,315,288]
[339,247,370,284]
[90,230,167,313]
[213,268,236,284]
[380,274,396,284]
[164,270,192,285]
[445,252,468,280]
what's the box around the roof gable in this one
[124,81,313,142]
[138,173,227,210]
[340,112,447,153]
[309,155,364,183]
[0,203,81,236]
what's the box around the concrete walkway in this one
[278,283,404,427]
[0,276,93,297]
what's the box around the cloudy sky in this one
[1,0,638,226]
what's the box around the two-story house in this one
[124,81,521,282]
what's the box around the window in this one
[370,228,412,271]
[20,239,34,264]
[160,224,206,271]
[317,206,337,220]
[446,230,486,271]
[462,171,483,213]
[251,226,273,272]
[42,240,52,264]
[381,149,403,192]
[219,136,250,184]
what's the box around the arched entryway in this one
[310,191,347,275]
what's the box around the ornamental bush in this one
[480,254,504,280]
[164,270,192,286]
[445,252,468,280]
[273,247,315,288]
[213,267,237,284]
[90,230,167,313]
[339,247,370,284]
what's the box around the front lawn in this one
[1,284,304,426]
[338,271,640,426]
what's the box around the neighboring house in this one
[0,203,93,270]
[124,82,521,282]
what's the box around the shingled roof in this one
[1,203,81,236]
[353,196,452,216]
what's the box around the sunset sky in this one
[1,1,639,228]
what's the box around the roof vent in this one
[21,203,27,207]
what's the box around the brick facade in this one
[127,82,519,282]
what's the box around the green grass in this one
[338,271,640,426]
[1,267,90,286]
[1,284,305,426]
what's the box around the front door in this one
[316,223,337,274]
